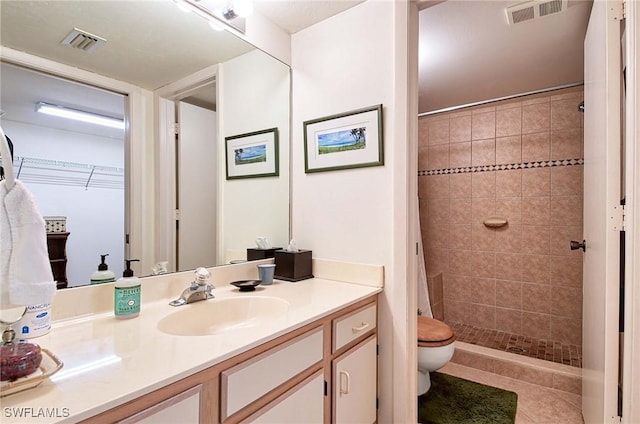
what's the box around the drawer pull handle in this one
[352,322,370,333]
[339,370,351,395]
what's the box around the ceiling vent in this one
[506,0,567,25]
[60,28,106,53]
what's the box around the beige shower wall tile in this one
[551,316,582,345]
[522,283,551,314]
[549,225,583,256]
[551,128,583,160]
[444,274,472,302]
[495,224,522,253]
[521,225,550,255]
[469,277,496,305]
[467,302,496,328]
[496,106,522,137]
[522,102,550,134]
[426,247,449,275]
[418,147,429,171]
[522,312,551,340]
[496,280,523,309]
[427,144,449,170]
[522,132,550,162]
[450,224,471,250]
[495,198,522,225]
[495,252,522,281]
[550,195,583,227]
[472,111,496,140]
[522,254,551,283]
[428,197,450,224]
[550,286,582,319]
[496,169,522,197]
[496,135,522,164]
[472,171,496,198]
[449,249,472,276]
[449,198,472,224]
[551,165,582,196]
[428,118,449,145]
[418,117,430,146]
[424,174,449,199]
[426,220,449,249]
[450,173,472,198]
[522,168,551,196]
[472,198,496,222]
[472,139,496,166]
[470,251,496,278]
[472,223,496,251]
[521,196,551,226]
[550,255,582,287]
[449,142,471,168]
[551,99,582,131]
[450,115,472,142]
[496,308,523,334]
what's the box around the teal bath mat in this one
[418,372,518,424]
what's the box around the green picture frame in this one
[303,104,383,173]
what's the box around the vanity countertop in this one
[0,276,381,423]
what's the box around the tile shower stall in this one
[419,87,584,367]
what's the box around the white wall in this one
[220,49,290,261]
[2,120,125,286]
[291,1,416,422]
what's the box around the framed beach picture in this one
[225,128,279,179]
[303,104,383,173]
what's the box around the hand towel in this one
[0,179,56,308]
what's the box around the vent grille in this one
[60,28,106,53]
[506,0,567,25]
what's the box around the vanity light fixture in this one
[173,0,251,33]
[35,102,125,130]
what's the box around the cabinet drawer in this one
[333,303,377,352]
[221,327,323,421]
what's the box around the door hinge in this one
[376,344,379,356]
[175,209,181,221]
[611,0,625,21]
[173,122,180,134]
[125,233,130,244]
[324,380,327,396]
[611,205,625,231]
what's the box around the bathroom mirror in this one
[0,1,290,287]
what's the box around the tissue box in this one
[274,250,313,282]
[247,248,281,261]
[44,216,67,233]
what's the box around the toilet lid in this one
[417,316,454,343]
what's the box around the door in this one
[177,101,217,271]
[582,1,623,423]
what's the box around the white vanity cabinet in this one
[81,295,377,424]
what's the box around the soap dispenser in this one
[114,259,141,319]
[91,254,116,285]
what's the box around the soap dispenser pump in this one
[114,259,141,319]
[91,254,116,285]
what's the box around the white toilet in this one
[417,316,456,395]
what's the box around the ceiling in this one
[0,0,593,135]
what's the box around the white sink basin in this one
[157,296,290,336]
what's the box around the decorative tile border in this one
[419,158,584,177]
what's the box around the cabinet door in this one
[333,335,377,424]
[120,386,200,424]
[243,371,324,424]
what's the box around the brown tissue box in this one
[247,248,281,261]
[274,249,313,282]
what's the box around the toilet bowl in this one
[417,316,456,395]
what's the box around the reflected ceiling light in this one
[222,0,253,19]
[35,102,124,130]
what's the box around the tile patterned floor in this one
[451,322,582,368]
[440,362,585,424]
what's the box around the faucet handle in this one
[194,267,211,286]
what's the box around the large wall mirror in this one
[0,1,290,287]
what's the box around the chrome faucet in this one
[169,267,214,306]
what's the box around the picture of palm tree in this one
[317,127,366,155]
[234,144,267,165]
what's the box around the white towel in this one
[0,179,56,308]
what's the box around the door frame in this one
[154,64,219,272]
[623,1,640,422]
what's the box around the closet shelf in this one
[4,156,124,190]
